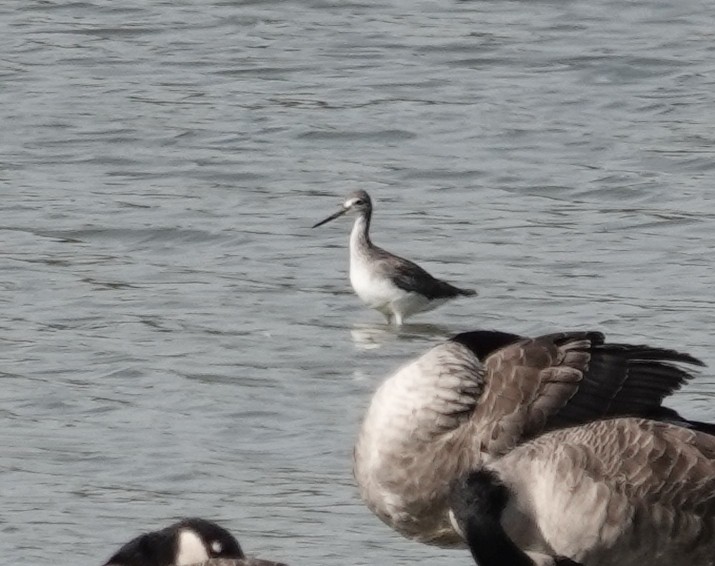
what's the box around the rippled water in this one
[1,0,714,564]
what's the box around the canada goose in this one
[353,330,711,548]
[103,518,286,566]
[312,190,476,325]
[449,418,715,566]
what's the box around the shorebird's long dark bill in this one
[312,207,347,228]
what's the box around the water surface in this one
[1,0,714,564]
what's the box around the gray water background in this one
[1,0,715,564]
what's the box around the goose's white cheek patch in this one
[175,529,209,566]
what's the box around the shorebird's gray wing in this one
[465,331,704,456]
[371,248,475,299]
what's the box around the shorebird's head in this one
[312,190,372,228]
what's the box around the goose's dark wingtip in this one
[598,343,706,368]
[650,348,706,368]
[683,352,706,367]
[685,356,706,368]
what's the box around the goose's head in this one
[103,518,244,566]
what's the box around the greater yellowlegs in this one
[353,329,710,550]
[312,190,477,325]
[103,518,286,566]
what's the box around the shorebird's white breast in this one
[349,253,403,310]
[348,217,404,311]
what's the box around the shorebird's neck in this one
[349,210,372,257]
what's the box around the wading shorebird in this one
[312,190,476,325]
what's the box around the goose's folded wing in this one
[505,419,715,520]
[469,331,704,455]
[489,419,715,560]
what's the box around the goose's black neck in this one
[451,470,534,566]
[451,470,584,566]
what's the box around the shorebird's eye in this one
[354,199,364,205]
